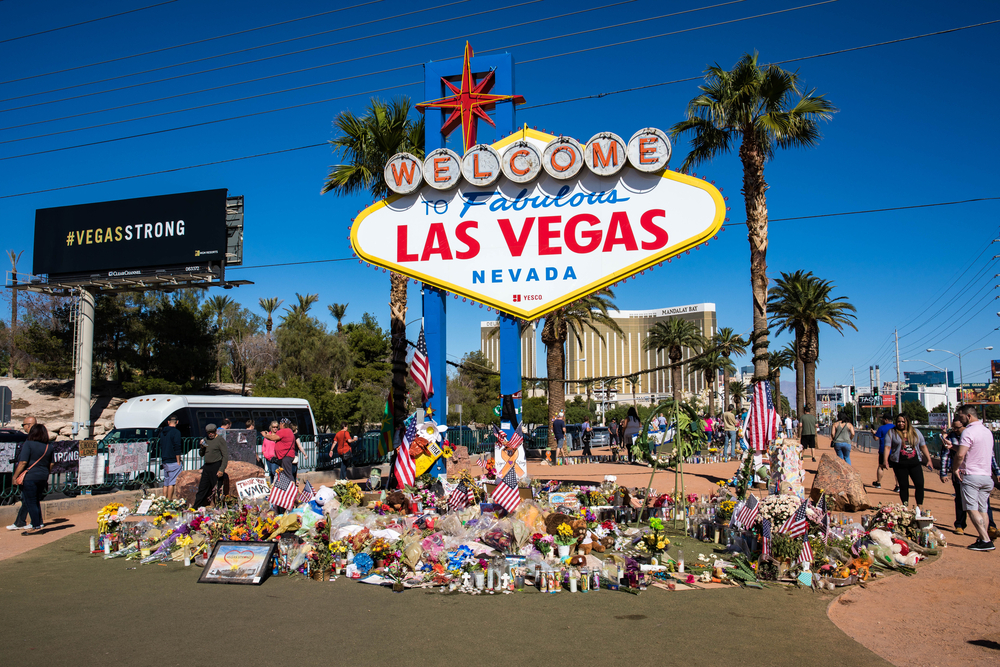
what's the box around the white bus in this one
[105,394,318,442]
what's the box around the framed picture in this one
[198,541,276,585]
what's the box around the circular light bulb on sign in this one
[542,136,584,180]
[501,141,542,183]
[584,132,626,176]
[384,152,423,195]
[461,144,501,186]
[423,148,462,190]
[627,128,671,172]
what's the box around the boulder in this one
[173,460,265,507]
[46,421,68,435]
[446,445,475,476]
[809,453,871,512]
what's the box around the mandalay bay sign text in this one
[351,129,725,320]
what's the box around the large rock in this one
[809,453,871,511]
[446,445,475,476]
[173,460,265,507]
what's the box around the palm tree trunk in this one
[542,317,566,450]
[773,369,781,417]
[706,372,715,415]
[740,134,770,383]
[722,365,730,411]
[390,272,408,426]
[795,355,804,418]
[804,360,817,425]
[670,348,682,404]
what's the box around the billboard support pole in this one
[72,289,94,439]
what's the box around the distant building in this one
[479,321,538,379]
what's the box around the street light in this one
[901,359,951,425]
[927,346,993,403]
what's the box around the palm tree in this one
[712,327,747,411]
[207,295,234,382]
[291,293,319,316]
[625,374,640,406]
[769,270,857,418]
[671,52,836,383]
[644,318,705,404]
[540,289,623,449]
[328,303,348,333]
[728,380,747,412]
[6,250,24,378]
[691,350,736,416]
[767,344,795,417]
[322,97,424,427]
[259,297,282,339]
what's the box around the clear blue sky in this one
[2,0,999,396]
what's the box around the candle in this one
[90,536,96,552]
[104,541,111,556]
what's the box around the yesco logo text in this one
[64,220,186,247]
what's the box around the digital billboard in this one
[33,189,228,279]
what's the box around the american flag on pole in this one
[799,536,813,565]
[507,422,523,448]
[491,468,521,513]
[268,471,298,510]
[447,482,475,512]
[779,499,809,538]
[746,380,781,452]
[409,325,434,402]
[393,419,417,489]
[761,518,772,558]
[475,456,489,470]
[735,492,760,529]
[296,480,315,504]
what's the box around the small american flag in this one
[491,468,521,513]
[735,493,759,529]
[491,424,508,446]
[508,422,523,448]
[268,471,298,510]
[409,325,434,402]
[393,420,417,489]
[296,480,315,504]
[761,518,772,558]
[475,456,489,470]
[448,482,475,512]
[779,499,809,538]
[746,380,781,452]
[799,536,813,565]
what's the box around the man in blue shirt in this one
[551,412,565,466]
[871,413,894,490]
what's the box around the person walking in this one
[621,406,642,464]
[6,415,38,531]
[330,423,358,481]
[581,417,593,458]
[885,414,933,510]
[10,423,52,533]
[160,415,183,500]
[722,405,739,461]
[870,413,894,490]
[952,405,996,551]
[608,418,620,462]
[551,412,566,466]
[784,414,793,439]
[797,405,817,462]
[830,411,856,465]
[193,424,229,509]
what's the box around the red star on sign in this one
[417,42,525,152]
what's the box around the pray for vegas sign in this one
[350,128,725,320]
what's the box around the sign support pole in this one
[72,289,94,439]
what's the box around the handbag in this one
[15,443,49,485]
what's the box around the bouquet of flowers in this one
[369,537,394,562]
[757,494,801,527]
[136,495,188,515]
[481,457,497,479]
[347,527,372,553]
[97,502,129,534]
[531,532,554,556]
[867,503,919,539]
[333,481,365,507]
[554,523,577,547]
[715,500,737,523]
[641,518,670,554]
[329,540,348,555]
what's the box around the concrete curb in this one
[0,465,391,525]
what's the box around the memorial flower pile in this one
[757,494,801,526]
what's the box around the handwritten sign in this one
[0,442,17,473]
[236,477,270,501]
[135,498,154,515]
[78,440,99,458]
[109,441,147,474]
[78,453,104,486]
[548,492,580,511]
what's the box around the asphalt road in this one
[0,532,890,667]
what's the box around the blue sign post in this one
[421,47,522,458]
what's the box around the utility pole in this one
[851,366,857,427]
[895,329,902,417]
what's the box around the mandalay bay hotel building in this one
[481,303,718,409]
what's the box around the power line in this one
[721,197,1000,227]
[0,143,328,199]
[229,257,355,270]
[0,1,179,44]
[0,1,833,158]
[0,0,387,84]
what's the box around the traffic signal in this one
[850,385,856,397]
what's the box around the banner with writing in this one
[50,440,79,475]
[236,477,270,501]
[109,441,148,474]
[0,442,17,473]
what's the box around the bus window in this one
[196,410,225,434]
[167,409,195,438]
[252,410,276,427]
[295,409,315,435]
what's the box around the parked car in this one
[590,426,610,448]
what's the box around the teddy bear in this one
[544,512,587,538]
[385,490,408,512]
[577,530,607,555]
[868,529,919,567]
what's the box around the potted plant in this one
[555,523,577,558]
[768,532,802,579]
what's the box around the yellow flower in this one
[557,523,573,538]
